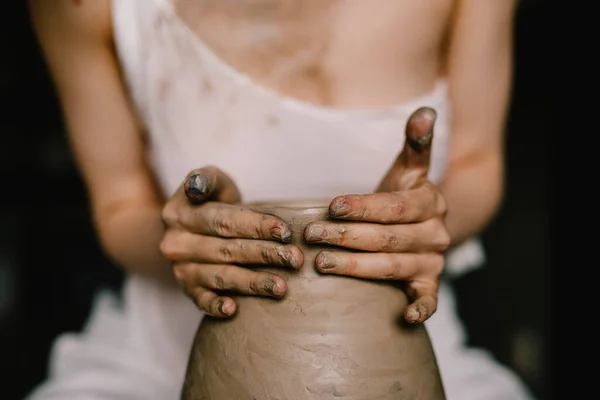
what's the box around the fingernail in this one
[420,107,437,122]
[275,246,300,269]
[272,226,292,243]
[262,278,285,297]
[406,307,421,323]
[407,108,437,151]
[330,199,351,217]
[218,299,233,316]
[316,252,337,271]
[409,133,433,150]
[273,280,286,296]
[306,225,328,242]
[184,174,212,202]
[281,230,292,243]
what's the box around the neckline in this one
[157,0,448,121]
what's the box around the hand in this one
[304,107,450,324]
[160,166,303,318]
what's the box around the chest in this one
[118,0,453,199]
[173,0,454,105]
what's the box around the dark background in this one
[0,1,551,399]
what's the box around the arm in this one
[302,0,518,323]
[440,0,518,246]
[29,0,172,283]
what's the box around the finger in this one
[168,232,303,269]
[328,186,441,223]
[192,286,237,318]
[401,107,436,169]
[379,107,437,191]
[176,262,288,299]
[183,166,241,205]
[180,202,293,243]
[314,251,443,281]
[304,219,451,253]
[404,281,439,324]
[313,251,441,323]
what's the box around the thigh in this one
[26,277,202,400]
[26,344,176,400]
[426,282,535,400]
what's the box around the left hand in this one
[304,107,451,324]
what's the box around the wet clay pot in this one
[182,201,445,400]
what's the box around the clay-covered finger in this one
[181,263,288,298]
[183,166,241,205]
[171,233,303,268]
[328,186,441,223]
[180,202,293,243]
[401,107,436,169]
[314,251,443,280]
[314,252,441,323]
[192,286,237,318]
[304,219,451,253]
[404,282,439,324]
[377,107,437,192]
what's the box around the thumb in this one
[404,280,439,324]
[183,166,241,205]
[379,107,437,191]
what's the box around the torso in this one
[107,0,470,387]
[111,0,455,200]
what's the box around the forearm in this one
[94,201,174,284]
[437,0,515,247]
[439,153,504,247]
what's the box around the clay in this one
[182,200,445,400]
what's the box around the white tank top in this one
[107,0,486,385]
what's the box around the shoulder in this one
[29,0,112,44]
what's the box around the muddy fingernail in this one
[306,225,328,242]
[406,307,421,323]
[418,107,437,121]
[316,252,338,271]
[218,299,234,316]
[409,132,433,150]
[271,226,292,243]
[407,108,436,151]
[275,246,301,269]
[273,279,286,296]
[262,278,286,297]
[330,199,351,217]
[280,229,292,243]
[184,174,214,203]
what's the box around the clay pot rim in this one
[244,199,331,211]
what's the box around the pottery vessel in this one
[182,201,445,400]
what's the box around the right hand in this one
[160,166,303,318]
